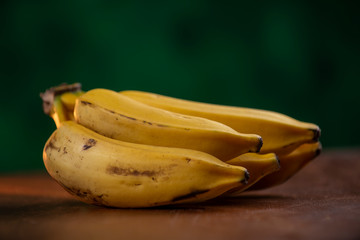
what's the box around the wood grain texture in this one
[1,148,360,240]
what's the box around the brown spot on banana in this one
[117,113,137,121]
[45,138,60,152]
[155,123,169,128]
[106,166,162,178]
[143,120,153,125]
[80,100,92,106]
[57,181,108,205]
[82,139,96,150]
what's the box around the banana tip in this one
[315,143,322,157]
[256,137,263,152]
[241,170,250,185]
[311,128,321,142]
[275,155,281,169]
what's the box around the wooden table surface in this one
[1,148,360,240]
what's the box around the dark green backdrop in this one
[1,1,359,173]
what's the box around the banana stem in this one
[40,83,82,127]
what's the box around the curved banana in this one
[73,89,263,161]
[224,152,280,196]
[43,121,249,208]
[120,90,320,155]
[248,142,322,190]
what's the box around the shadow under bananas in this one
[159,194,295,211]
[0,191,295,217]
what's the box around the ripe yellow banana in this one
[120,90,321,155]
[248,142,322,190]
[73,89,263,161]
[43,121,249,208]
[224,152,280,196]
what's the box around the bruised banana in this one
[73,89,263,161]
[120,90,321,155]
[43,121,249,208]
[248,142,322,190]
[224,153,280,196]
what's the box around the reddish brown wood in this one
[1,148,360,240]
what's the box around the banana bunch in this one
[41,83,321,208]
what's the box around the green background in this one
[1,1,359,173]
